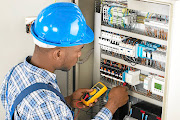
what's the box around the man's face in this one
[57,45,84,71]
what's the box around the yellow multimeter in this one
[81,82,107,106]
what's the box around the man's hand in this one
[105,86,129,114]
[65,88,98,109]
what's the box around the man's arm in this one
[29,100,73,120]
[104,86,129,115]
[93,107,113,120]
[93,86,128,120]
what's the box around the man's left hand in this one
[65,88,98,109]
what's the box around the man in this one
[0,2,128,120]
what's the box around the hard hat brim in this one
[31,23,94,47]
[70,25,94,46]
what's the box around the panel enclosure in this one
[93,0,174,119]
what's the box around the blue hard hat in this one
[31,2,94,47]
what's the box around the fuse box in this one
[93,0,172,119]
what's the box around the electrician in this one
[0,2,128,120]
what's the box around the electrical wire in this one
[74,94,90,120]
[78,105,99,115]
[145,12,149,18]
[165,16,167,23]
[77,48,94,64]
[74,109,80,120]
[145,115,148,120]
[142,113,145,120]
[73,101,82,120]
[28,20,35,34]
[133,39,139,46]
[148,13,154,19]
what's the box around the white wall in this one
[0,0,71,119]
[164,1,180,120]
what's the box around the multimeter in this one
[81,82,107,106]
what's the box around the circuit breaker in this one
[93,0,171,119]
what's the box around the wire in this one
[77,48,94,64]
[145,115,148,120]
[28,20,35,34]
[148,13,154,19]
[74,93,90,120]
[108,6,114,26]
[126,38,132,44]
[78,108,93,115]
[74,109,80,120]
[76,101,83,109]
[145,12,149,18]
[142,113,145,120]
[133,86,137,91]
[129,108,132,116]
[133,39,139,46]
[74,101,101,117]
[165,16,167,23]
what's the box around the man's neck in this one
[30,54,55,73]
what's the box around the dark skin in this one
[30,45,129,114]
[31,45,95,108]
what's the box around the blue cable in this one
[129,108,132,116]
[142,113,144,120]
[146,12,149,18]
[106,88,111,101]
[108,6,114,27]
[145,115,148,120]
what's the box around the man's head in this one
[33,45,84,71]
[30,2,94,72]
[54,45,84,71]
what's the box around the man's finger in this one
[89,103,95,107]
[78,88,94,93]
[89,104,93,107]
[94,99,98,103]
[78,102,89,109]
[76,102,87,109]
[79,102,96,109]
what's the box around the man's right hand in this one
[105,86,129,114]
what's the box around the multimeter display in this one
[81,82,107,106]
[92,83,104,91]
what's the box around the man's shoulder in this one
[21,88,67,110]
[4,62,24,78]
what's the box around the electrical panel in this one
[93,0,170,119]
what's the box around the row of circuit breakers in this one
[99,31,166,63]
[100,59,164,96]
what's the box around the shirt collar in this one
[23,56,57,83]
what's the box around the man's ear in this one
[53,48,61,60]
